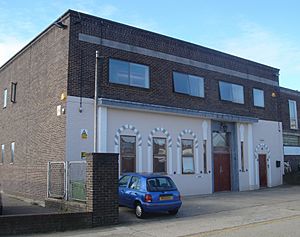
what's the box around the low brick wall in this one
[0,153,119,236]
[0,212,92,236]
[45,198,87,212]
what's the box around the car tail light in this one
[145,194,152,202]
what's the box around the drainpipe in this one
[94,50,100,152]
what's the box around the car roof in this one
[121,173,170,178]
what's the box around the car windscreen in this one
[147,177,177,191]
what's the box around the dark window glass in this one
[11,82,17,103]
[120,136,136,173]
[173,72,204,97]
[182,139,195,174]
[128,176,141,190]
[119,175,131,187]
[219,81,244,104]
[153,137,167,173]
[109,59,129,85]
[109,59,149,88]
[147,177,176,191]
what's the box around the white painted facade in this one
[66,96,283,195]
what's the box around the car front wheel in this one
[135,203,145,218]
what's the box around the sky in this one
[0,0,300,90]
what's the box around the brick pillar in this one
[86,153,119,226]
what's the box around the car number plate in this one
[160,195,173,201]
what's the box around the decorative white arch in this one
[254,143,272,188]
[177,129,199,174]
[114,124,142,173]
[147,127,172,174]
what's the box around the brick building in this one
[0,10,291,203]
[280,87,300,172]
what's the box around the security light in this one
[54,21,67,29]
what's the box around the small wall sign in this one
[81,152,87,160]
[81,129,88,139]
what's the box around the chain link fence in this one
[47,162,66,199]
[47,161,87,202]
[67,161,86,202]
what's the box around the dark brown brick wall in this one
[0,17,70,201]
[0,212,93,236]
[86,153,119,226]
[67,10,280,121]
[280,88,300,134]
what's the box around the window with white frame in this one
[182,139,195,174]
[173,72,204,97]
[1,144,4,163]
[120,135,136,173]
[253,88,264,107]
[109,58,149,88]
[3,88,7,108]
[11,142,15,163]
[219,81,244,104]
[289,100,298,129]
[153,137,167,173]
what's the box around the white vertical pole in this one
[93,51,100,152]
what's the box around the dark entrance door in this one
[214,153,231,192]
[259,154,267,187]
[213,131,231,192]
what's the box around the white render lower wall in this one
[65,96,283,195]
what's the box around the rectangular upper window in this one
[219,81,244,104]
[289,100,298,129]
[109,59,149,88]
[11,82,17,103]
[173,72,204,97]
[3,88,7,108]
[253,88,265,107]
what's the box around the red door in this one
[259,154,267,187]
[214,153,231,192]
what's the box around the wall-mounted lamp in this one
[60,92,67,101]
[271,92,277,98]
[54,21,67,29]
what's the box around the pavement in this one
[2,185,300,236]
[1,194,57,215]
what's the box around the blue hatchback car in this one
[119,173,182,218]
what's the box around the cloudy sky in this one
[1,0,300,90]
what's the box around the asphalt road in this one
[22,185,300,237]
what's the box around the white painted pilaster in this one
[168,148,173,175]
[98,106,107,152]
[138,146,142,172]
[177,147,181,174]
[247,124,255,190]
[147,146,152,173]
[195,147,200,174]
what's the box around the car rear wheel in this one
[135,203,145,218]
[168,209,179,215]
